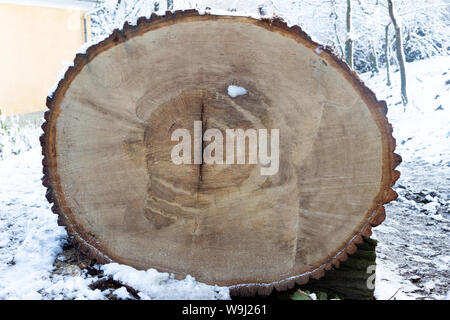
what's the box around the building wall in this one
[0,3,90,115]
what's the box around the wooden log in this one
[40,10,400,296]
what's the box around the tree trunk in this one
[331,4,345,57]
[345,0,353,68]
[385,23,392,86]
[41,10,400,297]
[388,0,408,105]
[166,0,173,11]
[369,42,379,74]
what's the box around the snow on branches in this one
[89,0,449,74]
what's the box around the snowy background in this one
[0,0,449,300]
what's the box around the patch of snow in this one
[423,280,436,294]
[423,201,438,213]
[367,56,450,300]
[196,7,260,19]
[227,85,247,98]
[431,214,445,222]
[101,263,229,300]
[0,149,81,299]
[361,56,450,165]
[374,259,415,300]
[113,286,132,300]
[436,256,450,271]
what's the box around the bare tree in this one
[345,0,353,68]
[369,41,379,74]
[90,0,449,79]
[385,23,391,86]
[388,0,408,105]
[330,0,345,57]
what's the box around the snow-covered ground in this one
[361,56,450,300]
[0,56,448,300]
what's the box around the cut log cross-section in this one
[41,11,400,296]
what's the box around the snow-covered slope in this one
[362,56,450,165]
[361,56,450,300]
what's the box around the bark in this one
[299,237,378,300]
[388,0,408,105]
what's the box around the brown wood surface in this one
[41,10,400,296]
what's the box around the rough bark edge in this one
[40,10,401,297]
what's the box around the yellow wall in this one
[0,3,89,115]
